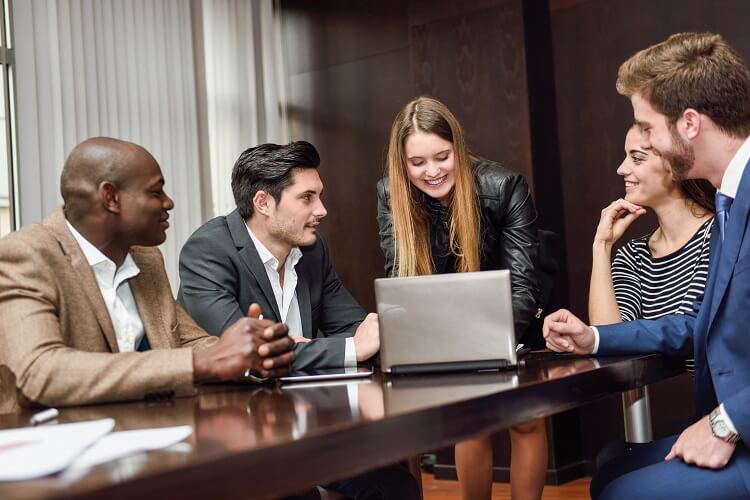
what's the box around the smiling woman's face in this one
[404,132,456,205]
[616,126,675,207]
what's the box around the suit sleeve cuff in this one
[344,338,357,367]
[720,403,740,435]
[591,326,600,354]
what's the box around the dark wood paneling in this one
[522,0,570,322]
[281,0,409,76]
[409,1,534,187]
[408,0,517,26]
[281,1,412,309]
[287,50,413,310]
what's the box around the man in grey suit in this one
[178,141,380,371]
[178,142,418,500]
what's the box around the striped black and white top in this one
[612,217,714,373]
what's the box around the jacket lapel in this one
[227,209,282,320]
[128,249,170,349]
[296,271,313,338]
[44,208,120,353]
[707,160,750,330]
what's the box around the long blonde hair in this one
[386,97,481,276]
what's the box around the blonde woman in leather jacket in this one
[377,96,545,500]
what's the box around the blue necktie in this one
[716,191,733,241]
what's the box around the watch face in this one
[714,421,730,437]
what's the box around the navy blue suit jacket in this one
[596,158,750,490]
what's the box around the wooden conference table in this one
[0,353,684,500]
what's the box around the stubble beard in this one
[270,219,317,249]
[660,124,696,182]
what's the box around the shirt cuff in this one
[344,338,357,367]
[719,403,740,435]
[591,326,600,354]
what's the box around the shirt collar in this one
[65,219,140,280]
[246,225,302,269]
[719,135,750,198]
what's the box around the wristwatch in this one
[709,407,740,444]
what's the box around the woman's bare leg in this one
[509,418,548,500]
[455,436,493,500]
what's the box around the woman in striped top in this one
[588,125,715,372]
[612,218,712,322]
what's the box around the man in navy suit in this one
[544,32,750,498]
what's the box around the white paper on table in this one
[67,425,193,471]
[0,418,115,481]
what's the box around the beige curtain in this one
[201,0,288,217]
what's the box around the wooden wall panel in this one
[281,0,411,310]
[409,0,534,188]
[282,0,409,76]
[286,51,413,310]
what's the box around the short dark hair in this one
[231,141,321,219]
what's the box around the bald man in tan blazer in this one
[0,138,295,412]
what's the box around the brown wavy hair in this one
[682,179,715,215]
[617,32,750,138]
[385,97,480,276]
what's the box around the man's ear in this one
[680,108,702,140]
[99,181,121,214]
[253,190,273,216]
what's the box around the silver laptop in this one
[375,270,517,374]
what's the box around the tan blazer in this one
[0,208,217,412]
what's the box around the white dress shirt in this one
[246,226,356,366]
[66,220,145,353]
[718,135,750,198]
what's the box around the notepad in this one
[68,425,193,471]
[0,418,115,481]
[0,419,194,481]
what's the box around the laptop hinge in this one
[388,359,513,375]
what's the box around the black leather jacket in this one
[376,158,541,338]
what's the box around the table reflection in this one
[383,371,518,414]
[196,387,299,450]
[0,354,684,500]
[543,358,600,379]
[195,380,382,450]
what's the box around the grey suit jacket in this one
[178,209,365,370]
[0,208,217,412]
